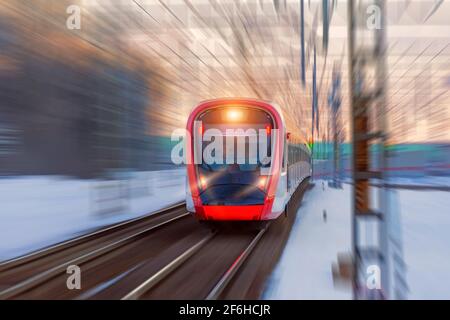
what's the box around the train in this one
[185,98,311,222]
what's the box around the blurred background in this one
[0,0,449,299]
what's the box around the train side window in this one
[289,145,293,164]
[288,145,292,163]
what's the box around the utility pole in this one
[322,0,329,53]
[300,0,306,87]
[311,45,317,179]
[304,1,331,181]
[348,0,389,299]
[328,64,341,188]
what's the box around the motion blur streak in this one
[0,0,449,299]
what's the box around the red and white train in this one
[186,98,311,221]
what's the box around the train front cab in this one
[186,99,289,221]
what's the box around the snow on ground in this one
[263,181,352,299]
[399,189,450,299]
[336,176,450,189]
[387,176,450,187]
[263,179,450,300]
[0,169,186,262]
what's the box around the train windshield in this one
[195,106,274,205]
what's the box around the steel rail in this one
[121,232,216,300]
[0,202,186,271]
[0,210,189,299]
[206,225,269,300]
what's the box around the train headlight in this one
[226,109,243,121]
[257,176,267,191]
[200,176,207,189]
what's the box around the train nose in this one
[201,204,265,220]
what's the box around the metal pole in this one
[300,0,306,87]
[347,0,358,299]
[312,45,317,178]
[348,0,391,300]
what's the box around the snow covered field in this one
[263,179,450,299]
[263,181,352,299]
[0,169,186,262]
[400,188,450,299]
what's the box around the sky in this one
[120,0,450,143]
[6,0,450,142]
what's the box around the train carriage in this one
[186,98,311,221]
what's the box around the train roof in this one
[190,98,309,148]
[191,97,285,122]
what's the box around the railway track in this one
[0,179,310,300]
[0,202,191,299]
[0,201,269,300]
[121,225,269,300]
[0,202,187,271]
[205,227,267,300]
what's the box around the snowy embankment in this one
[263,181,352,299]
[264,179,450,299]
[0,169,186,262]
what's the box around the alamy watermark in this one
[66,5,81,30]
[170,121,279,175]
[366,264,381,290]
[366,5,382,30]
[66,265,81,290]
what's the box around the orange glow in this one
[200,176,207,189]
[266,125,271,135]
[257,176,267,190]
[226,109,243,121]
